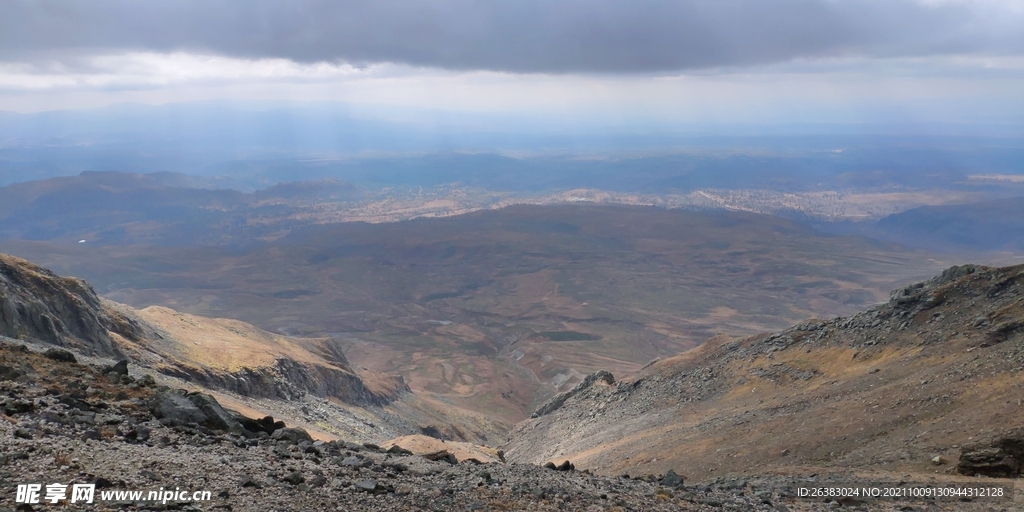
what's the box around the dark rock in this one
[92,476,114,488]
[387,445,413,455]
[4,399,34,415]
[341,456,371,468]
[186,392,239,431]
[557,460,575,471]
[282,471,305,485]
[423,450,457,465]
[13,428,33,439]
[71,413,96,425]
[40,411,66,424]
[543,462,557,470]
[81,428,103,441]
[308,475,328,488]
[103,360,129,378]
[342,441,364,451]
[0,364,24,381]
[837,496,867,506]
[660,469,684,488]
[43,348,77,363]
[957,432,1024,477]
[270,427,313,445]
[362,443,381,451]
[149,390,208,426]
[238,415,286,435]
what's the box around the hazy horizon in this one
[2,0,1022,146]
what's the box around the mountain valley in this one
[1,203,962,435]
[3,253,1023,510]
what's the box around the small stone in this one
[140,470,163,481]
[81,429,103,441]
[341,456,369,467]
[239,475,262,488]
[931,456,947,466]
[355,479,378,492]
[282,471,305,485]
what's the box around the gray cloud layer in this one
[2,0,1022,73]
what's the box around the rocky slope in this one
[108,303,405,407]
[0,253,513,445]
[506,264,1024,485]
[4,340,1017,511]
[0,254,137,358]
[0,253,402,408]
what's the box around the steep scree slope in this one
[506,264,1024,481]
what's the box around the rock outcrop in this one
[1,253,407,408]
[154,357,399,406]
[531,369,614,418]
[0,254,133,357]
[957,429,1024,477]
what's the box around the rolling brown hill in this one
[2,204,957,435]
[506,263,1024,482]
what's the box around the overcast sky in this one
[1,0,1022,132]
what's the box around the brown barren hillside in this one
[506,264,1024,482]
[1,204,956,433]
[2,251,518,444]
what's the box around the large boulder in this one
[186,392,240,432]
[271,427,314,445]
[149,390,208,426]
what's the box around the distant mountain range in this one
[1,170,1021,254]
[4,103,1024,193]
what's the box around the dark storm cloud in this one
[1,0,1021,73]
